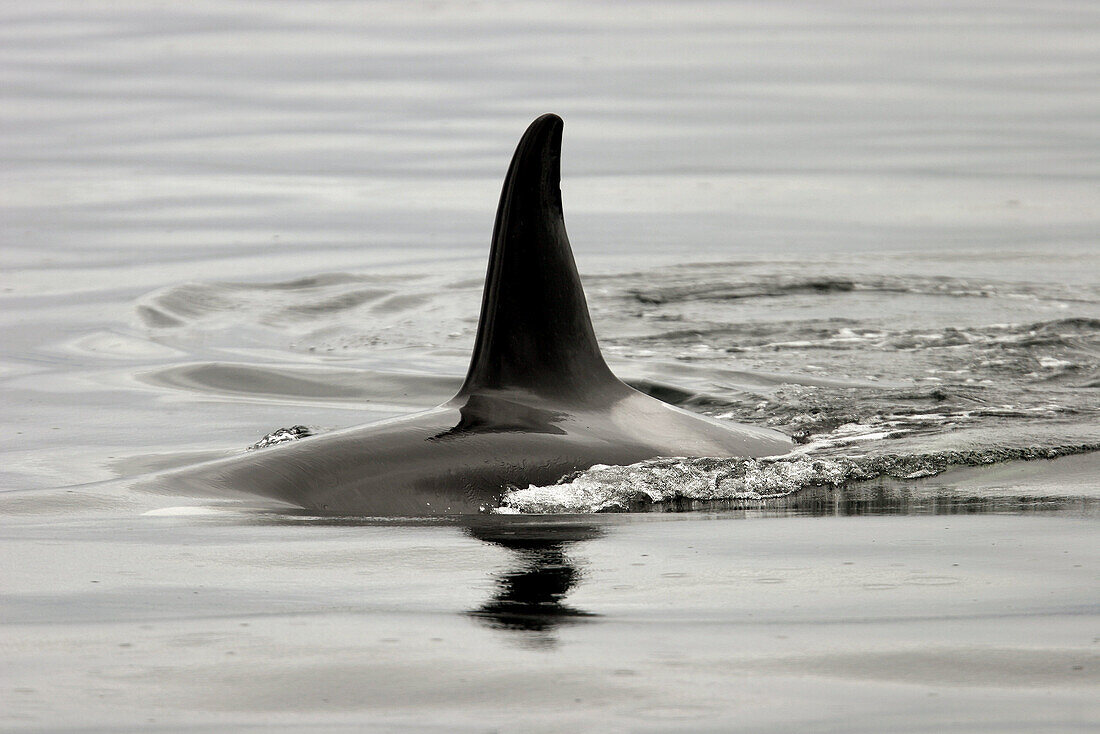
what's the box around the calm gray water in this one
[1,2,1098,731]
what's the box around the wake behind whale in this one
[154,114,792,515]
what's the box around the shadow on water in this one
[212,486,1097,650]
[694,483,1100,518]
[228,511,607,647]
[462,520,604,648]
[237,484,1097,526]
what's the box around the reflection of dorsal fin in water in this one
[456,114,625,402]
[465,522,602,634]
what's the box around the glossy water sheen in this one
[1,1,1098,731]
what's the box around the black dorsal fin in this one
[456,114,622,402]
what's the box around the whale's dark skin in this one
[161,114,792,515]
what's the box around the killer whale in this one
[159,114,792,515]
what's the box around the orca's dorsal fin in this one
[456,114,623,402]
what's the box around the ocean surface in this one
[2,1,1098,731]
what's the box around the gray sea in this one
[2,2,1098,731]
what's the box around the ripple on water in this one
[114,258,1100,516]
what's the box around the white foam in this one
[497,456,852,514]
[142,506,228,517]
[1038,356,1073,369]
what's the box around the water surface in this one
[1,1,1098,731]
